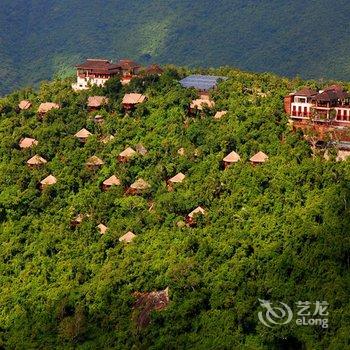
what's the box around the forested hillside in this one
[2,0,350,94]
[0,67,349,349]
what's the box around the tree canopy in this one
[0,67,349,349]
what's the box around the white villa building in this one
[72,59,122,91]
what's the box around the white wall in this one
[72,74,109,91]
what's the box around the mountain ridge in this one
[1,0,350,94]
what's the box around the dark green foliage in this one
[0,66,349,349]
[2,0,350,94]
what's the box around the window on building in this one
[337,110,342,120]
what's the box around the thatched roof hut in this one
[145,64,164,76]
[40,175,57,189]
[190,98,215,111]
[38,102,60,114]
[168,172,186,184]
[127,178,151,195]
[18,100,32,110]
[102,175,121,190]
[167,172,186,191]
[70,213,85,228]
[27,154,47,168]
[97,223,108,235]
[94,115,104,124]
[223,151,240,168]
[122,93,147,110]
[86,156,104,169]
[122,93,147,105]
[135,144,148,156]
[101,135,115,144]
[177,147,185,156]
[130,178,150,190]
[250,151,268,165]
[186,206,206,226]
[119,231,136,243]
[118,147,137,162]
[19,137,38,149]
[214,111,227,120]
[87,96,109,110]
[188,206,205,219]
[75,128,92,142]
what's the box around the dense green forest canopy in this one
[2,0,350,94]
[0,66,349,349]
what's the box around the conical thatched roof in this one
[103,175,121,186]
[214,110,227,119]
[86,156,104,166]
[18,100,31,110]
[19,137,38,149]
[250,151,268,163]
[97,223,108,234]
[177,147,185,156]
[145,64,164,75]
[87,96,109,107]
[38,102,60,113]
[130,178,150,190]
[75,128,92,138]
[122,93,147,105]
[223,151,240,163]
[73,214,84,224]
[169,172,186,183]
[40,175,57,185]
[119,231,136,243]
[188,206,205,218]
[135,144,148,155]
[101,135,115,144]
[190,99,215,110]
[119,147,136,157]
[27,154,47,165]
[336,150,350,162]
[94,114,104,121]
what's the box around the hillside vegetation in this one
[2,0,350,94]
[0,67,349,349]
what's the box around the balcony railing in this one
[291,112,333,122]
[291,112,310,118]
[78,73,114,79]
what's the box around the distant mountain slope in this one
[1,0,350,94]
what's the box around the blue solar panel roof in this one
[179,74,227,91]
